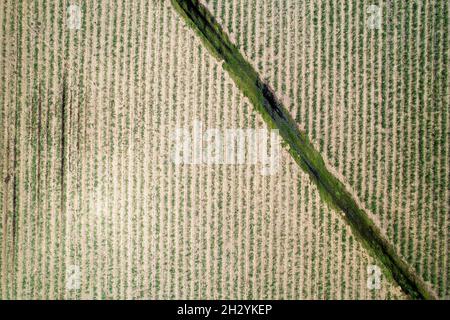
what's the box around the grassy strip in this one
[170,0,436,300]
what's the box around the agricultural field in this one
[0,0,448,300]
[200,0,449,299]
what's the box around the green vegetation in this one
[171,0,436,300]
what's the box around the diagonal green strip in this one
[170,0,436,299]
